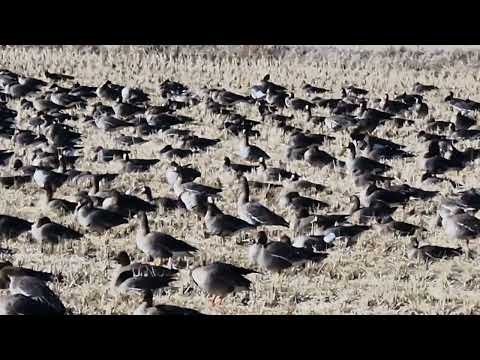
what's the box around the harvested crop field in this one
[1,45,480,315]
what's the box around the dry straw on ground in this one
[1,45,480,314]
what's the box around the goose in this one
[159,145,195,159]
[351,132,405,151]
[353,172,394,189]
[288,178,326,192]
[238,177,289,227]
[355,137,414,161]
[259,74,287,93]
[49,92,84,108]
[75,198,128,233]
[204,197,255,240]
[173,176,222,198]
[249,231,327,273]
[94,115,134,132]
[165,161,201,186]
[265,88,288,108]
[31,217,83,251]
[346,142,392,175]
[121,86,150,104]
[291,208,349,235]
[304,145,344,168]
[439,207,480,253]
[0,174,31,189]
[421,141,464,174]
[133,289,203,315]
[382,94,410,115]
[96,80,121,102]
[454,112,476,130]
[0,293,64,315]
[285,93,314,111]
[287,146,309,161]
[138,186,185,212]
[32,96,64,112]
[288,131,334,148]
[412,97,429,118]
[394,92,423,106]
[0,261,57,289]
[345,85,369,97]
[191,261,258,305]
[288,234,334,252]
[452,128,480,140]
[42,185,77,214]
[93,146,130,162]
[179,135,221,152]
[113,134,148,146]
[33,166,68,191]
[258,157,299,182]
[112,99,145,118]
[239,131,270,162]
[322,223,371,246]
[117,153,160,173]
[5,83,39,98]
[111,251,178,293]
[102,190,157,217]
[386,183,438,201]
[18,76,47,89]
[413,82,438,94]
[445,91,477,113]
[136,211,197,265]
[362,183,411,208]
[303,83,330,95]
[6,275,66,315]
[223,156,259,175]
[69,83,97,99]
[278,191,329,212]
[375,216,426,237]
[0,215,32,240]
[349,195,398,224]
[421,172,460,188]
[209,89,250,106]
[425,117,454,132]
[407,238,463,261]
[44,70,74,82]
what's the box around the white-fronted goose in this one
[94,115,134,132]
[44,70,74,82]
[238,177,289,227]
[93,146,130,162]
[239,131,270,162]
[455,112,476,130]
[102,190,157,217]
[289,234,334,252]
[291,208,348,235]
[7,275,65,315]
[117,153,160,173]
[165,161,201,186]
[42,185,77,214]
[205,197,255,239]
[249,231,327,273]
[96,80,121,102]
[136,211,197,264]
[258,157,299,182]
[382,94,410,115]
[111,251,178,293]
[173,176,222,198]
[134,289,203,315]
[223,156,258,175]
[304,145,344,168]
[346,142,392,175]
[0,215,32,239]
[440,207,480,242]
[191,261,258,305]
[362,184,410,207]
[285,93,314,111]
[0,261,56,289]
[31,217,82,250]
[303,83,330,95]
[139,186,185,212]
[121,86,150,104]
[421,140,463,174]
[159,145,195,159]
[413,82,438,94]
[323,223,370,246]
[0,293,64,315]
[375,216,426,237]
[349,195,398,225]
[75,198,128,233]
[407,238,463,261]
[445,91,477,113]
[278,190,329,212]
[33,166,68,191]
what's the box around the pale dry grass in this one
[1,45,480,314]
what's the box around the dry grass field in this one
[2,45,480,315]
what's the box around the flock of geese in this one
[0,68,479,315]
